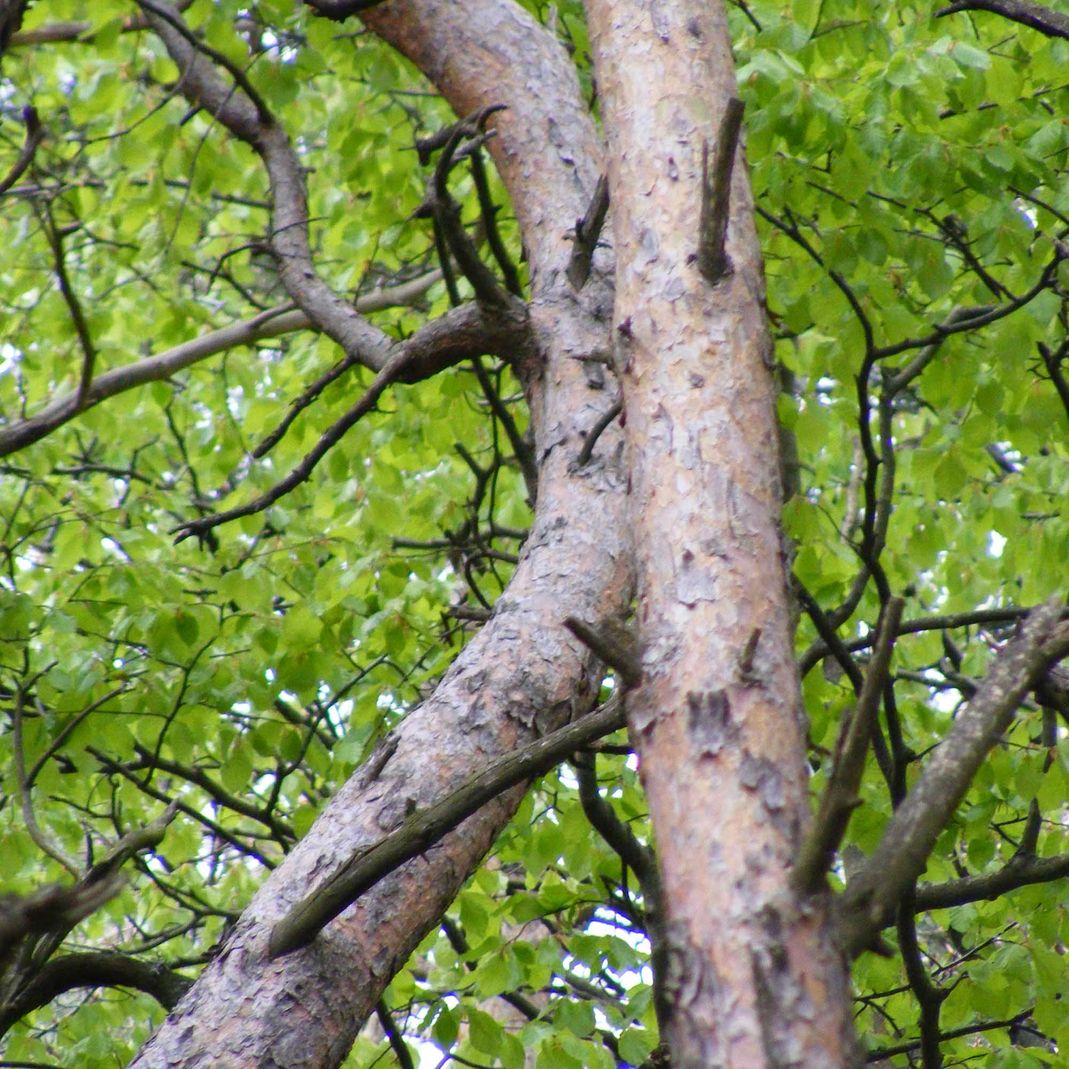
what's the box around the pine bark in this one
[130,2,862,1066]
[584,2,858,1065]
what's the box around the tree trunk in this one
[129,3,632,1066]
[584,2,858,1065]
[130,2,860,1066]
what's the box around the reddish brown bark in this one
[129,2,863,1067]
[584,2,858,1065]
[128,3,632,1066]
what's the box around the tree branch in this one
[567,174,610,290]
[0,105,43,195]
[697,98,745,284]
[0,272,442,459]
[268,696,624,957]
[138,0,393,367]
[172,299,530,543]
[1,951,191,1032]
[793,598,903,893]
[937,0,1069,39]
[839,597,1069,956]
[303,0,393,18]
[915,851,1069,911]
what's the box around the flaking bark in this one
[584,2,858,1065]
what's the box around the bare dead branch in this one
[574,750,656,896]
[697,97,745,285]
[0,0,30,52]
[469,354,538,502]
[793,598,904,894]
[567,174,610,290]
[564,617,641,687]
[425,111,513,308]
[577,398,622,466]
[303,0,393,19]
[468,147,523,296]
[268,696,625,957]
[0,106,43,195]
[840,597,1069,956]
[38,209,97,410]
[798,605,1034,677]
[937,0,1069,39]
[12,689,80,876]
[1038,339,1069,422]
[1,951,191,1032]
[0,878,124,972]
[915,851,1069,911]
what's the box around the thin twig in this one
[792,598,904,893]
[0,106,44,195]
[172,347,411,543]
[576,398,622,465]
[937,0,1069,39]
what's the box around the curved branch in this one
[0,105,43,195]
[0,272,442,459]
[915,851,1069,911]
[937,0,1069,39]
[173,299,530,542]
[137,0,392,366]
[1,951,191,1032]
[840,597,1069,956]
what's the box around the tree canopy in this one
[1,1,1068,1068]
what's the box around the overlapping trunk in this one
[585,2,858,1065]
[129,3,632,1066]
[130,2,862,1067]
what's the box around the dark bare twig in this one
[793,599,904,894]
[896,892,947,1069]
[840,597,1069,956]
[414,103,507,166]
[303,0,394,20]
[872,250,1066,361]
[0,951,191,1033]
[1037,340,1069,421]
[567,174,610,290]
[468,148,522,296]
[137,0,271,120]
[564,616,641,687]
[937,0,1069,39]
[173,348,410,543]
[577,398,622,466]
[139,0,392,369]
[799,605,1034,677]
[915,850,1069,910]
[269,696,625,957]
[375,1001,416,1069]
[0,106,43,196]
[470,355,538,501]
[427,114,512,308]
[697,98,744,284]
[39,208,97,410]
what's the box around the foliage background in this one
[1,0,1067,1066]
